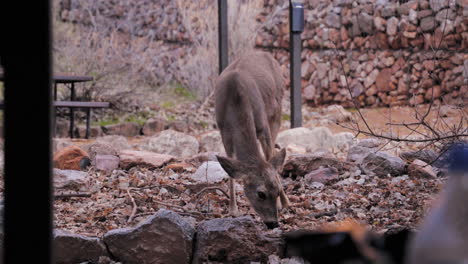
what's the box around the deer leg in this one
[229,178,240,216]
[220,131,240,217]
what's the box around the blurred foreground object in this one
[406,143,468,264]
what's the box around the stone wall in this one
[59,0,468,107]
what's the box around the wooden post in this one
[1,1,54,263]
[218,0,228,74]
[289,0,304,128]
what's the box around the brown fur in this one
[215,51,289,227]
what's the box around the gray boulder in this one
[54,229,108,264]
[199,131,225,153]
[140,130,199,158]
[95,135,132,151]
[360,152,406,177]
[283,154,344,178]
[53,169,88,192]
[192,216,282,264]
[103,209,195,264]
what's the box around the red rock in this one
[376,68,393,92]
[53,145,90,171]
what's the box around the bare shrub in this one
[174,0,287,99]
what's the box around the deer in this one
[214,50,290,229]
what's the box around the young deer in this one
[215,51,290,229]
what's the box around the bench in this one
[54,101,110,138]
[0,101,110,138]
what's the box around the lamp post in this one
[218,0,228,74]
[289,0,304,128]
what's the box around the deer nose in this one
[264,221,279,229]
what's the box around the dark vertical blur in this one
[0,1,53,263]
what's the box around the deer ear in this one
[270,148,286,171]
[216,155,245,179]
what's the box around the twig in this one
[54,192,91,199]
[126,188,138,224]
[196,186,230,199]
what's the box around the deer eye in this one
[257,191,266,200]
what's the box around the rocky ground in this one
[1,103,465,263]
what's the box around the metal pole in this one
[289,0,304,128]
[1,1,53,263]
[218,0,228,74]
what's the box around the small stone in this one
[304,167,339,184]
[387,17,399,36]
[95,154,120,171]
[119,150,175,169]
[408,159,437,178]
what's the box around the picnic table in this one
[0,73,110,138]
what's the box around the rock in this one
[192,216,282,264]
[54,229,108,264]
[81,141,119,166]
[185,152,222,167]
[53,138,73,152]
[53,168,89,192]
[326,12,341,28]
[53,145,90,171]
[95,135,132,151]
[199,131,224,153]
[283,154,344,177]
[303,85,316,100]
[95,154,120,171]
[386,17,399,36]
[408,159,437,178]
[277,127,335,152]
[399,149,438,164]
[101,122,141,137]
[304,167,339,184]
[381,6,396,17]
[119,150,175,169]
[358,13,374,34]
[333,132,356,152]
[142,117,166,136]
[74,125,103,138]
[103,209,195,264]
[347,145,375,164]
[191,161,229,183]
[376,68,392,91]
[360,152,406,177]
[165,120,190,133]
[430,0,449,12]
[140,130,199,157]
[319,105,353,123]
[420,16,436,31]
[364,69,379,88]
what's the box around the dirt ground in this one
[49,104,467,238]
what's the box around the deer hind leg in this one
[220,130,240,217]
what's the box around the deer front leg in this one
[229,178,240,216]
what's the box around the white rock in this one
[191,161,229,183]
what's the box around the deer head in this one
[217,149,287,228]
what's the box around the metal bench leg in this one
[86,108,91,139]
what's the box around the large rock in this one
[199,131,225,153]
[192,216,282,264]
[53,169,89,192]
[282,154,344,178]
[191,161,229,183]
[103,209,195,264]
[53,145,90,170]
[399,149,438,165]
[119,150,175,170]
[360,152,406,177]
[277,127,335,152]
[142,117,166,136]
[102,122,141,137]
[304,167,339,185]
[319,105,352,123]
[95,135,132,151]
[54,229,108,264]
[81,141,119,166]
[140,130,199,157]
